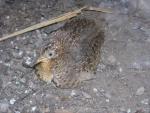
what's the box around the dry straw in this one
[0,6,112,42]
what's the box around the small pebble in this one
[0,60,2,63]
[104,93,111,99]
[20,78,26,83]
[9,98,16,105]
[10,41,14,45]
[33,93,36,96]
[118,67,123,72]
[107,55,116,64]
[24,90,29,94]
[119,107,126,112]
[98,63,106,71]
[127,108,131,113]
[36,30,42,39]
[24,57,32,65]
[93,88,98,93]
[12,49,24,59]
[4,63,11,67]
[29,100,32,104]
[6,16,10,19]
[106,99,110,102]
[100,89,105,93]
[22,56,35,68]
[82,92,91,99]
[135,109,145,113]
[15,81,20,85]
[70,90,77,97]
[132,62,141,70]
[141,98,149,105]
[33,50,37,57]
[31,106,37,111]
[15,111,20,113]
[136,87,145,96]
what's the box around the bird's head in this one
[33,37,67,82]
[36,48,57,64]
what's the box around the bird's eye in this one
[48,52,53,56]
[46,50,55,59]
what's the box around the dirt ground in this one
[0,0,150,113]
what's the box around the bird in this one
[34,17,105,88]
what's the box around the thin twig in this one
[0,6,112,42]
[87,6,112,13]
[0,6,86,42]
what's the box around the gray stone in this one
[9,98,16,105]
[136,87,145,96]
[82,92,92,99]
[12,49,24,59]
[22,56,36,68]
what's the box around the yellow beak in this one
[34,56,49,65]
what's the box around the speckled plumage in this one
[34,17,105,88]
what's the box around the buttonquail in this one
[34,17,105,88]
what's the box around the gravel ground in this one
[0,0,150,113]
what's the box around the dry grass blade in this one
[86,6,112,13]
[0,6,112,42]
[0,6,86,42]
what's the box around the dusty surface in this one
[0,0,150,113]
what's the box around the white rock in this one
[106,99,110,103]
[10,41,14,45]
[23,56,35,67]
[15,81,19,85]
[24,57,32,65]
[6,16,10,19]
[127,108,131,113]
[141,98,149,105]
[136,87,145,96]
[0,60,3,63]
[31,106,37,111]
[93,88,98,93]
[24,90,29,94]
[15,111,20,113]
[9,98,16,105]
[118,67,123,72]
[70,90,76,97]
